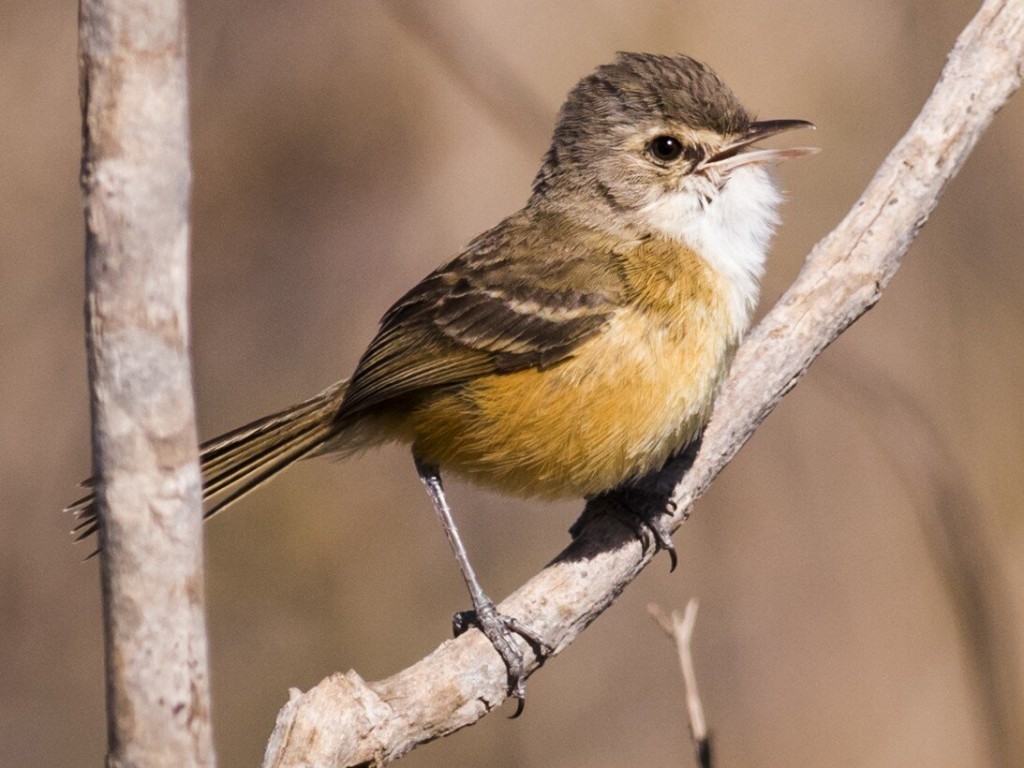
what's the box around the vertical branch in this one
[79,1,214,765]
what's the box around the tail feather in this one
[200,383,341,468]
[68,381,348,544]
[199,384,343,492]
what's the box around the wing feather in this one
[337,210,632,417]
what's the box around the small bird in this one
[71,52,815,713]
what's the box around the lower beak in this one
[699,119,818,173]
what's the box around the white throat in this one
[637,165,782,334]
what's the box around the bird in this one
[70,52,816,714]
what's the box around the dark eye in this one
[647,135,702,165]
[648,135,684,162]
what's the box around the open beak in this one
[699,119,818,174]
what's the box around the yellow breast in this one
[406,238,741,498]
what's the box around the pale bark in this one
[79,1,214,765]
[262,1,1024,765]
[649,601,712,768]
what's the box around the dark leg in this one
[570,436,704,572]
[413,454,547,716]
[586,485,679,572]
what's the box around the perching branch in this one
[262,1,1024,765]
[79,1,214,765]
[665,0,1024,523]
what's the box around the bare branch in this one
[262,1,1024,765]
[79,0,214,764]
[649,601,712,768]
[669,0,1024,519]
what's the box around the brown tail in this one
[68,381,348,544]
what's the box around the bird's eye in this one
[648,135,686,163]
[647,135,704,166]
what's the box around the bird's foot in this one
[453,601,552,718]
[574,486,678,572]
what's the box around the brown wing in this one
[337,209,631,418]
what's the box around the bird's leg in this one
[571,436,704,572]
[413,454,548,716]
[584,485,679,571]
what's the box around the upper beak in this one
[699,119,818,173]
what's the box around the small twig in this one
[649,601,712,768]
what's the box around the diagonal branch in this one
[262,1,1024,765]
[667,0,1024,517]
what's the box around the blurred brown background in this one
[3,1,1023,766]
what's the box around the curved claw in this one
[592,489,679,572]
[643,513,678,572]
[453,602,550,717]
